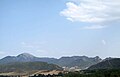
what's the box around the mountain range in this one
[0,53,120,73]
[0,61,62,73]
[88,58,120,70]
[0,53,102,69]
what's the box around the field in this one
[0,70,63,77]
[0,69,120,77]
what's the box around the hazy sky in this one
[0,0,120,59]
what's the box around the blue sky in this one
[0,0,120,59]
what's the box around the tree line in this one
[0,69,120,77]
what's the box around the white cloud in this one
[21,42,26,45]
[60,0,120,29]
[102,40,106,45]
[21,41,46,49]
[82,25,107,30]
[21,42,34,48]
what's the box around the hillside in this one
[55,56,101,69]
[0,61,63,73]
[0,53,102,69]
[0,53,57,64]
[88,58,120,70]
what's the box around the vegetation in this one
[63,69,120,77]
[88,58,120,70]
[29,73,63,77]
[0,53,101,70]
[54,56,101,69]
[0,61,62,73]
[0,69,120,77]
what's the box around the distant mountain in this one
[54,56,101,69]
[0,53,102,69]
[0,61,62,73]
[88,58,120,70]
[0,53,57,64]
[17,53,36,61]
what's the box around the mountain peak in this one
[94,56,101,59]
[17,53,35,59]
[88,58,120,70]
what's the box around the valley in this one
[0,53,119,77]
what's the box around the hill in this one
[0,53,102,69]
[88,58,120,70]
[0,53,57,64]
[0,61,62,73]
[55,56,101,69]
